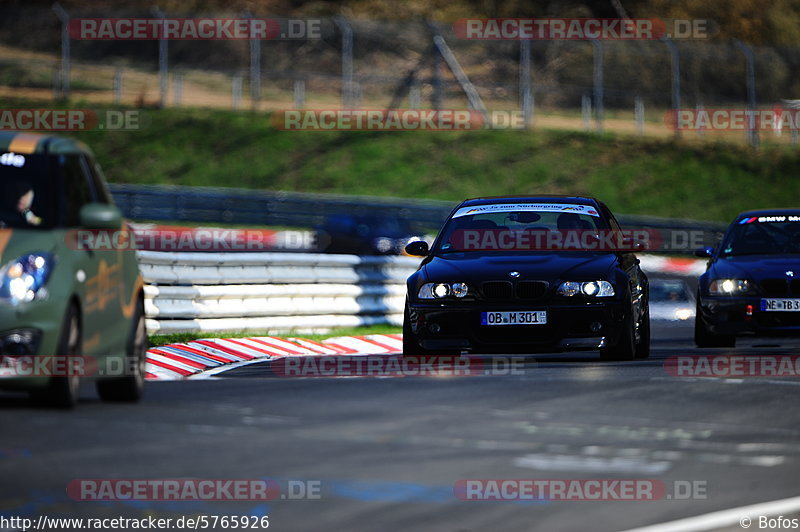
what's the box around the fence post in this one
[591,39,603,133]
[173,73,182,106]
[634,96,644,135]
[293,79,305,109]
[232,74,243,109]
[520,38,532,129]
[151,6,168,108]
[52,3,70,99]
[582,94,592,131]
[662,37,681,139]
[696,102,705,137]
[246,12,261,109]
[409,82,421,109]
[113,68,123,104]
[735,40,758,148]
[335,17,354,108]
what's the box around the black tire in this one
[31,303,81,408]
[600,305,636,361]
[635,308,651,359]
[694,299,735,348]
[402,302,425,356]
[97,296,147,402]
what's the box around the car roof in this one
[736,208,800,219]
[0,131,94,157]
[458,195,601,208]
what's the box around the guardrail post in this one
[151,6,168,108]
[52,3,70,99]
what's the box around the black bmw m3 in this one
[402,196,650,360]
[695,209,800,348]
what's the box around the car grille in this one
[482,281,513,299]
[760,279,800,296]
[481,280,548,300]
[517,281,549,299]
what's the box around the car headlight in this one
[418,282,469,299]
[0,253,55,304]
[557,280,615,297]
[708,279,751,295]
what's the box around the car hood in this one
[710,255,800,281]
[0,228,62,266]
[421,252,618,283]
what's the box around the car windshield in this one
[435,203,608,253]
[719,216,800,256]
[650,279,691,302]
[0,152,59,229]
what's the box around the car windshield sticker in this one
[452,203,600,218]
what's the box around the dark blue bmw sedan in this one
[695,209,800,347]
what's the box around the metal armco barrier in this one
[139,250,707,334]
[110,184,727,249]
[139,251,419,333]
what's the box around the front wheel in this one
[402,303,425,356]
[635,308,651,359]
[31,303,81,408]
[600,305,636,361]
[694,299,735,348]
[97,297,147,402]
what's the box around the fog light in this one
[429,323,441,333]
[0,328,41,356]
[589,321,603,332]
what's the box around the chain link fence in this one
[1,6,799,144]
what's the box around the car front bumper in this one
[699,295,800,336]
[407,300,626,353]
[0,298,68,389]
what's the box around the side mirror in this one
[404,240,429,257]
[80,203,123,230]
[693,246,714,258]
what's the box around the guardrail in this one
[139,251,418,333]
[111,184,728,252]
[139,250,708,334]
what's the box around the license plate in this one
[481,311,547,325]
[761,299,800,312]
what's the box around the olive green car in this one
[0,131,146,407]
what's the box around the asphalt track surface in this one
[2,321,800,532]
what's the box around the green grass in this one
[7,97,800,223]
[148,324,401,347]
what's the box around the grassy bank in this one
[57,104,797,224]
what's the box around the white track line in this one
[621,494,800,532]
